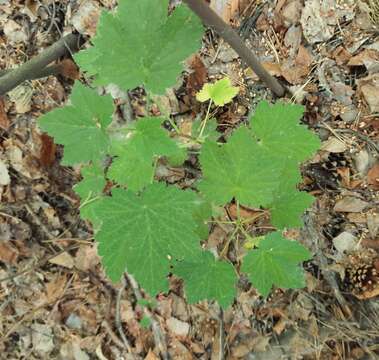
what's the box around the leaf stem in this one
[79,193,101,209]
[166,117,181,134]
[198,99,213,140]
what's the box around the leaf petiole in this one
[198,99,213,140]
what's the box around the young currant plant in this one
[38,0,321,308]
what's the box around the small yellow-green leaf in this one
[196,77,239,106]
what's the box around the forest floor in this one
[1,0,379,359]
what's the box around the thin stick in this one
[115,277,134,353]
[182,0,287,97]
[218,306,225,360]
[125,273,169,360]
[0,33,82,95]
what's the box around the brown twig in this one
[125,273,169,360]
[0,33,82,95]
[182,0,287,97]
[115,277,134,353]
[218,306,225,360]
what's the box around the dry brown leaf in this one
[358,74,379,113]
[300,0,339,44]
[166,317,190,337]
[0,159,10,186]
[333,46,352,65]
[245,62,282,80]
[168,338,193,359]
[145,349,160,360]
[367,163,379,189]
[0,241,19,264]
[227,203,265,223]
[39,133,56,167]
[57,59,80,80]
[336,167,350,188]
[334,196,369,212]
[75,245,100,272]
[0,97,10,130]
[49,251,75,269]
[348,48,379,66]
[210,0,251,23]
[281,0,302,26]
[321,137,347,153]
[46,274,67,303]
[187,55,207,95]
[72,0,100,36]
[282,45,313,84]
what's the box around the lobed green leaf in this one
[38,82,113,165]
[74,0,203,94]
[108,117,186,191]
[199,126,281,207]
[173,250,237,308]
[93,183,202,294]
[241,232,312,297]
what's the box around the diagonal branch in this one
[0,33,82,95]
[183,0,287,97]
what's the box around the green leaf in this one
[38,82,113,165]
[196,77,239,106]
[74,163,106,201]
[94,183,202,294]
[192,197,212,240]
[75,0,203,94]
[199,126,280,207]
[269,181,314,228]
[139,315,151,328]
[74,163,106,228]
[108,117,186,191]
[241,232,311,297]
[249,101,320,165]
[265,164,314,228]
[173,251,236,308]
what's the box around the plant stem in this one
[0,33,82,95]
[182,0,287,97]
[198,99,213,139]
[166,117,181,134]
